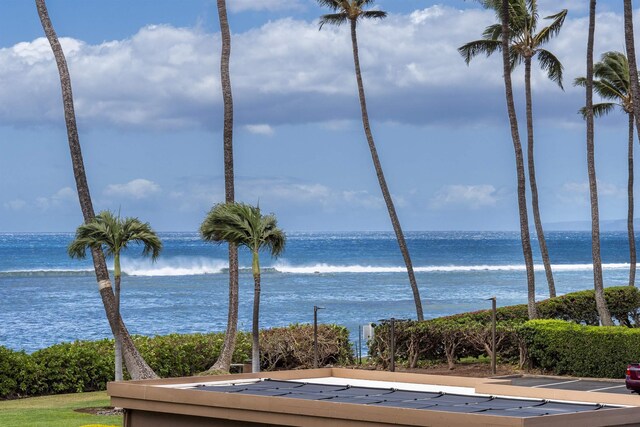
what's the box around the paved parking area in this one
[508,377,631,395]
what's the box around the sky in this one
[0,0,636,232]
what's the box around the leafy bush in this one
[520,319,640,378]
[369,286,640,369]
[0,324,353,399]
[0,346,39,399]
[260,324,353,370]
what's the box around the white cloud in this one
[0,6,633,130]
[245,124,275,136]
[431,184,500,209]
[104,179,160,199]
[3,199,27,211]
[342,190,383,210]
[34,187,76,210]
[558,180,625,205]
[228,0,305,13]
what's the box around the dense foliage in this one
[521,320,640,378]
[0,324,352,400]
[370,286,640,371]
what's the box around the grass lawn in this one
[0,391,122,427]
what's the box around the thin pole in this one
[390,318,396,372]
[358,325,362,364]
[314,306,318,369]
[491,297,497,375]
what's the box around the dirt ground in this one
[376,362,522,378]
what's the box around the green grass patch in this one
[458,355,490,364]
[0,391,121,427]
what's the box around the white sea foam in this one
[121,257,228,277]
[3,261,629,277]
[271,262,631,274]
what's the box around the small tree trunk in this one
[252,252,261,374]
[210,0,239,373]
[586,0,613,325]
[114,255,123,382]
[500,0,537,319]
[349,19,424,321]
[524,57,556,298]
[624,0,640,287]
[36,0,157,378]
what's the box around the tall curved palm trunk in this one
[35,0,157,378]
[500,0,537,319]
[628,113,636,286]
[209,0,240,373]
[624,0,640,287]
[251,252,261,373]
[585,0,613,325]
[524,58,556,298]
[349,19,424,321]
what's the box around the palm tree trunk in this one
[500,0,537,319]
[524,57,556,298]
[252,252,261,374]
[114,255,123,382]
[36,0,157,379]
[209,0,240,373]
[628,113,636,287]
[586,0,613,325]
[349,19,424,321]
[624,0,640,287]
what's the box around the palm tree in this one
[209,0,240,374]
[460,0,537,318]
[585,0,613,325]
[317,0,424,321]
[68,211,162,381]
[35,0,157,378]
[624,0,640,288]
[575,51,637,287]
[201,202,285,373]
[459,0,566,298]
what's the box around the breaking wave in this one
[1,261,630,278]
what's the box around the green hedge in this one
[370,286,640,368]
[520,320,640,378]
[0,324,351,400]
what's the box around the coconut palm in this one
[584,0,614,325]
[201,202,285,373]
[35,0,157,378]
[460,0,537,318]
[209,0,240,374]
[575,51,637,287]
[69,211,162,381]
[459,0,566,298]
[624,0,640,288]
[317,0,425,321]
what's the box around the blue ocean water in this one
[0,231,633,353]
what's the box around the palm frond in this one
[316,0,341,12]
[319,12,348,29]
[360,10,387,21]
[533,9,567,47]
[482,23,502,41]
[458,39,502,64]
[578,103,617,119]
[536,48,563,89]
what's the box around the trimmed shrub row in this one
[0,324,352,399]
[520,320,640,378]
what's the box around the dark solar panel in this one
[330,387,395,397]
[371,400,439,409]
[470,398,545,410]
[380,390,442,401]
[428,394,492,405]
[289,383,348,393]
[193,379,622,419]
